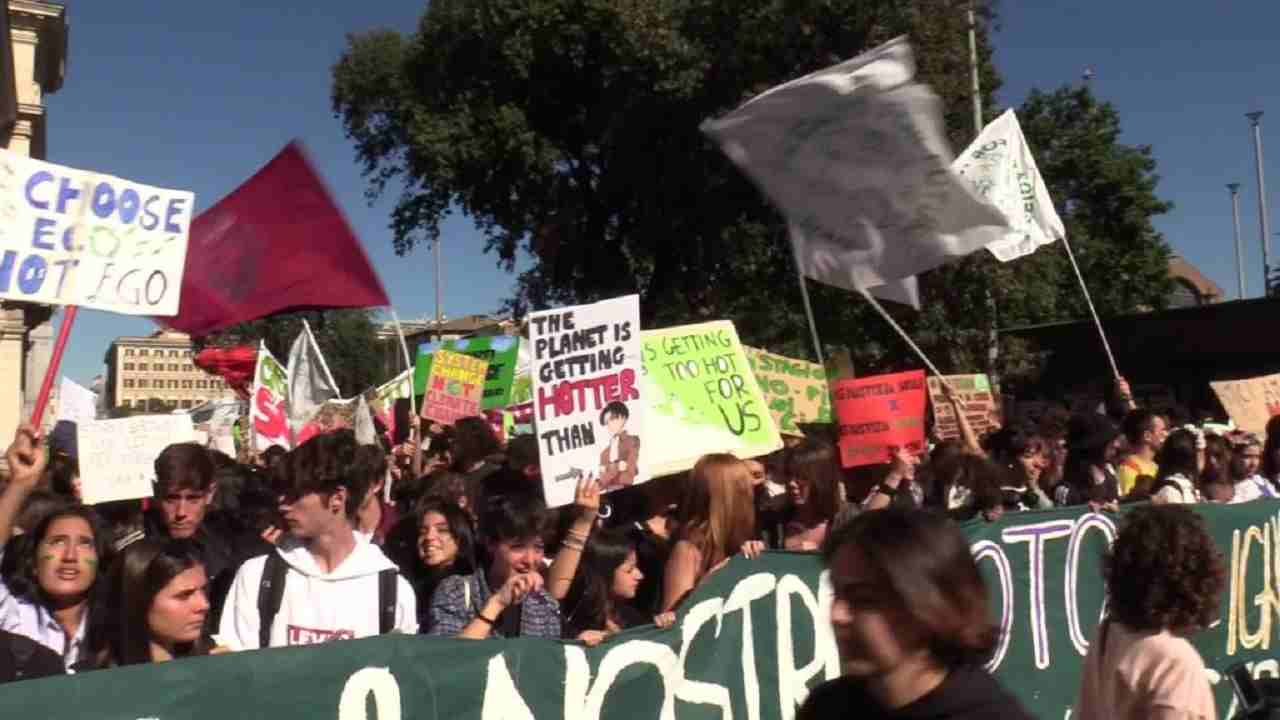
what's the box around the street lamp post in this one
[1228,183,1245,299]
[1247,111,1272,293]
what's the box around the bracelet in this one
[562,538,586,551]
[475,612,496,626]
[567,528,590,541]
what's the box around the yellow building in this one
[105,330,238,412]
[0,1,66,440]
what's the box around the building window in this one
[123,363,134,371]
[137,379,148,389]
[195,380,206,389]
[137,363,147,371]
[168,380,179,389]
[124,348,134,357]
[124,379,134,388]
[182,380,193,389]
[139,349,149,356]
[180,400,193,409]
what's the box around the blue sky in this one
[43,2,1280,386]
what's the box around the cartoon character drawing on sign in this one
[598,401,640,491]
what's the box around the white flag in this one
[951,109,1065,262]
[702,36,1009,293]
[57,376,98,425]
[287,320,340,431]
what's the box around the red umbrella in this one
[194,345,257,397]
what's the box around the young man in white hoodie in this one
[219,430,416,649]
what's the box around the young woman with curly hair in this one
[1074,504,1225,719]
[798,508,1033,719]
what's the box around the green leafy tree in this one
[332,1,1171,389]
[194,309,386,396]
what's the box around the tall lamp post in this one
[1228,183,1245,299]
[1247,111,1272,293]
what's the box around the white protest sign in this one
[56,376,98,425]
[0,148,193,315]
[208,400,240,456]
[78,414,196,504]
[529,295,644,508]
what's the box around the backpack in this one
[256,552,399,648]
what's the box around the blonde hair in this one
[676,454,757,574]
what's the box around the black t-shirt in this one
[0,630,64,684]
[797,666,1034,720]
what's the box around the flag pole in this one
[301,318,341,393]
[30,306,78,429]
[857,289,954,393]
[388,308,417,419]
[1059,235,1121,379]
[788,227,825,364]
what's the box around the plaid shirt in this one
[427,570,561,639]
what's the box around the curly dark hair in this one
[1104,505,1225,632]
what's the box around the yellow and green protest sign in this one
[641,321,782,477]
[422,349,489,424]
[744,346,832,435]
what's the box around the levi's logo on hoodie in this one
[287,625,356,645]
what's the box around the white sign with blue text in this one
[0,149,194,315]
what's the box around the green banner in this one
[8,503,1280,719]
[413,336,521,410]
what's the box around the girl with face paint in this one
[0,425,109,670]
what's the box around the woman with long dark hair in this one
[1148,428,1202,504]
[799,508,1033,719]
[414,498,476,633]
[83,538,215,668]
[0,425,107,669]
[778,439,846,550]
[1263,415,1280,491]
[558,527,674,645]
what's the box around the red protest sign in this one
[833,370,927,468]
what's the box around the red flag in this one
[158,141,389,336]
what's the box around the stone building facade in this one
[105,330,238,412]
[0,1,66,439]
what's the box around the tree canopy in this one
[332,0,1173,389]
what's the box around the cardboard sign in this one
[422,349,488,425]
[833,370,927,468]
[78,414,195,504]
[641,321,782,478]
[1210,374,1280,437]
[744,347,832,435]
[926,374,1003,441]
[250,342,290,451]
[529,295,643,507]
[413,336,521,410]
[0,149,193,315]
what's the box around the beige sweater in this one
[1075,620,1216,720]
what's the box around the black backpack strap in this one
[378,568,398,634]
[10,635,35,680]
[257,553,288,648]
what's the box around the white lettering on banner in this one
[972,540,1014,673]
[775,574,840,720]
[1226,514,1280,655]
[338,667,401,720]
[676,598,734,719]
[481,654,536,720]
[1064,514,1116,655]
[1003,520,1075,670]
[723,573,779,720]
[583,641,681,720]
[974,514,1117,673]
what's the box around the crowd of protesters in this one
[0,375,1259,718]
